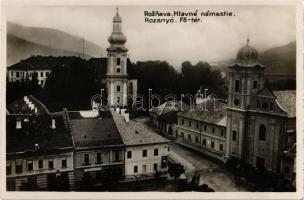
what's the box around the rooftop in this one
[6,112,73,156]
[7,95,50,114]
[273,90,296,118]
[111,111,169,146]
[178,100,227,126]
[68,110,124,149]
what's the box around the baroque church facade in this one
[225,39,296,176]
[106,9,137,109]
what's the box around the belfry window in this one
[259,124,266,141]
[117,67,121,73]
[117,85,120,92]
[117,58,121,65]
[232,131,237,141]
[235,80,240,92]
[253,81,258,89]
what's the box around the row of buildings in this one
[150,39,296,185]
[7,97,169,191]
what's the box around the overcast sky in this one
[7,5,296,68]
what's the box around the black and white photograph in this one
[1,0,303,199]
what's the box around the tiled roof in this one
[8,56,82,70]
[150,101,189,116]
[6,112,73,154]
[7,95,50,114]
[178,100,227,126]
[69,110,124,148]
[111,111,169,146]
[273,90,296,118]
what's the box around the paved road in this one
[133,116,250,192]
[170,142,250,192]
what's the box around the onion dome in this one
[108,8,127,45]
[235,38,259,66]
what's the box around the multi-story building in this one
[7,95,50,114]
[6,112,75,191]
[112,110,170,179]
[225,39,296,178]
[67,110,125,186]
[176,100,227,162]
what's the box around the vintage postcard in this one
[0,0,303,199]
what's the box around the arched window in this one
[259,124,266,141]
[232,131,237,141]
[234,80,240,92]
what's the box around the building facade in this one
[225,39,296,177]
[112,110,170,179]
[6,112,75,191]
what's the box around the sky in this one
[7,4,296,68]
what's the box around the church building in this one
[106,9,137,109]
[225,38,296,178]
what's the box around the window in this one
[259,124,266,141]
[212,127,215,133]
[257,101,260,108]
[235,80,240,92]
[113,150,120,162]
[203,125,207,131]
[117,96,120,104]
[117,85,120,92]
[38,159,43,169]
[196,122,199,129]
[15,160,22,174]
[189,121,191,126]
[153,163,158,171]
[195,136,199,143]
[211,141,214,149]
[6,163,11,175]
[181,132,184,138]
[154,149,158,156]
[142,165,147,173]
[41,72,44,77]
[134,166,138,173]
[188,134,191,141]
[62,158,67,168]
[232,131,237,141]
[181,119,184,125]
[221,129,224,137]
[220,144,224,151]
[117,58,121,65]
[27,161,33,171]
[256,157,265,169]
[116,68,121,73]
[97,152,102,164]
[262,102,268,110]
[168,147,170,152]
[253,81,258,89]
[16,72,19,78]
[41,80,44,85]
[202,139,206,146]
[234,98,240,106]
[270,103,274,111]
[48,159,54,169]
[83,154,90,165]
[143,149,147,157]
[127,151,132,159]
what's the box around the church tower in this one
[225,38,265,160]
[106,8,129,108]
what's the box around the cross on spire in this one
[246,35,250,46]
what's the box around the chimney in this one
[16,118,22,129]
[51,118,56,129]
[124,113,129,123]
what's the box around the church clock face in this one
[234,98,240,106]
